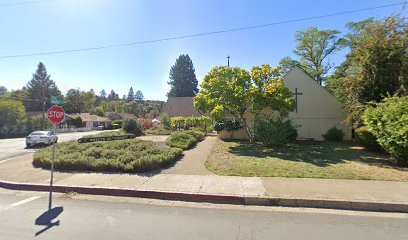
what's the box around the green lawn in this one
[206,139,408,181]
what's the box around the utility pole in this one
[227,55,230,67]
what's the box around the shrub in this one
[122,118,144,136]
[145,126,172,135]
[254,115,297,147]
[138,118,154,129]
[214,122,225,132]
[33,139,183,173]
[354,126,383,152]
[160,113,171,129]
[322,126,344,141]
[362,95,408,165]
[111,120,123,128]
[185,130,205,141]
[170,117,185,130]
[166,131,197,150]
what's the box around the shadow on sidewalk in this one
[34,206,63,236]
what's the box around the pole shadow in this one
[34,206,63,236]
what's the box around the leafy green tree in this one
[167,54,198,97]
[134,90,144,101]
[25,62,61,111]
[328,16,408,126]
[281,27,345,85]
[278,57,300,75]
[194,64,295,141]
[127,87,135,101]
[90,106,105,117]
[0,99,26,136]
[64,89,96,114]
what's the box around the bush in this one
[166,132,197,150]
[170,117,185,130]
[322,126,344,141]
[122,118,144,136]
[254,115,297,147]
[33,139,183,173]
[138,118,154,129]
[185,130,205,141]
[111,120,123,128]
[362,96,408,165]
[160,113,171,129]
[354,126,383,152]
[145,126,173,135]
[214,122,225,132]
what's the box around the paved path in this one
[160,136,216,175]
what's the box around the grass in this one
[205,139,408,181]
[33,139,183,173]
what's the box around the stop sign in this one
[47,105,65,124]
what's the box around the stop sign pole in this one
[47,105,65,210]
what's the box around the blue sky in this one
[0,0,406,100]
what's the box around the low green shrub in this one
[354,126,383,152]
[122,118,144,136]
[33,139,183,173]
[185,130,205,141]
[254,115,297,147]
[160,113,171,129]
[170,117,185,130]
[83,130,127,138]
[362,95,408,166]
[322,126,344,141]
[145,126,173,135]
[214,122,225,132]
[166,132,197,150]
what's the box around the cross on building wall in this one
[293,88,303,113]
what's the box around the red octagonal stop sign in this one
[47,105,65,124]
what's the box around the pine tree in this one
[167,54,198,97]
[25,62,61,111]
[108,90,119,101]
[134,90,144,101]
[127,87,135,101]
[100,90,107,99]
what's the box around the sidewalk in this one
[1,152,408,212]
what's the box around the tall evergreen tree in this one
[134,90,144,101]
[25,62,61,111]
[167,54,198,97]
[100,90,107,99]
[108,90,119,101]
[127,87,135,101]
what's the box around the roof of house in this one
[162,97,204,117]
[71,113,111,122]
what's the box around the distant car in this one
[26,131,58,147]
[96,126,104,130]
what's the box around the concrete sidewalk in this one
[1,153,408,212]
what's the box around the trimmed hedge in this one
[33,139,183,173]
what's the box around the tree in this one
[64,89,96,114]
[134,90,144,101]
[194,64,295,141]
[0,86,7,96]
[278,57,300,75]
[167,54,198,97]
[100,90,107,99]
[328,16,408,126]
[127,87,135,101]
[108,90,119,101]
[281,27,345,85]
[0,99,26,136]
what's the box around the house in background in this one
[162,97,205,117]
[71,113,111,128]
[219,66,352,141]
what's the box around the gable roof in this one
[162,97,204,117]
[71,113,111,122]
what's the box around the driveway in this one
[0,130,117,161]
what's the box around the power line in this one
[0,0,59,7]
[0,1,405,59]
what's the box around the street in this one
[0,190,407,240]
[0,130,115,161]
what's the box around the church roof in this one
[162,97,204,117]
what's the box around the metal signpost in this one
[47,104,65,210]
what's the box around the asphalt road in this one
[0,191,407,240]
[0,130,115,161]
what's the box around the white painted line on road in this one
[1,196,41,212]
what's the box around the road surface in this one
[0,190,407,240]
[0,130,115,161]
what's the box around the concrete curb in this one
[1,180,408,213]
